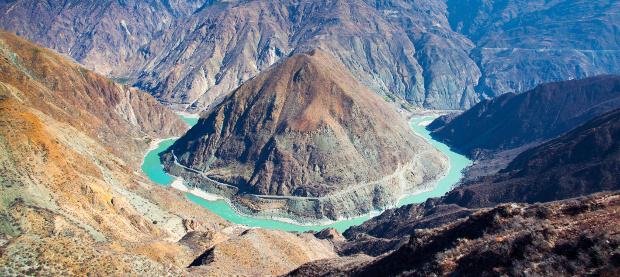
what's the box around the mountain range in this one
[2,0,619,113]
[0,0,216,75]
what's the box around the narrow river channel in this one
[141,116,472,232]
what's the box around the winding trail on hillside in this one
[170,128,441,202]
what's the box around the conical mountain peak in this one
[162,49,447,222]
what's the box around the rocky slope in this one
[115,0,480,113]
[0,27,192,165]
[0,0,214,76]
[162,49,448,223]
[187,228,338,276]
[4,0,617,113]
[288,192,620,276]
[0,29,231,275]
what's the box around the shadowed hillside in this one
[429,75,620,179]
[288,192,620,276]
[444,107,620,208]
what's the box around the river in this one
[141,116,472,232]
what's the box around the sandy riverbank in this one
[417,120,434,126]
[175,111,200,119]
[171,178,226,201]
[142,138,169,166]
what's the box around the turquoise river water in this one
[141,116,472,232]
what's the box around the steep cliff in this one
[162,49,448,223]
[0,0,214,76]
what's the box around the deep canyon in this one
[1,0,620,276]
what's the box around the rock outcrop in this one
[162,49,448,224]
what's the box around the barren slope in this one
[0,30,356,276]
[0,0,213,75]
[0,29,230,275]
[162,49,448,223]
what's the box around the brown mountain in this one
[162,49,448,223]
[0,29,359,276]
[0,29,233,275]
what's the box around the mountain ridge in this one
[287,191,620,276]
[4,0,619,113]
[444,106,620,208]
[0,0,214,76]
[428,74,620,179]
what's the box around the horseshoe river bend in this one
[141,116,472,232]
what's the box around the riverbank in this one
[397,117,472,206]
[161,116,449,226]
[141,116,472,232]
[142,138,172,165]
